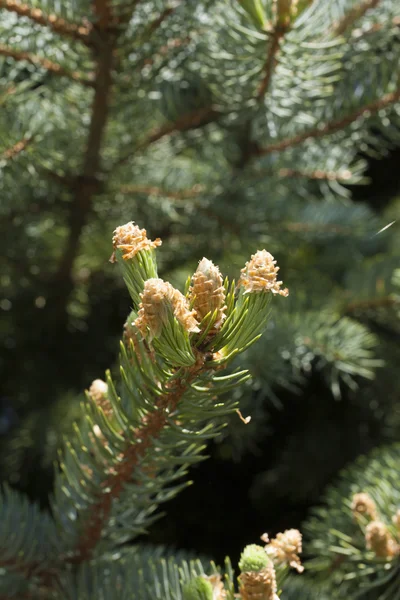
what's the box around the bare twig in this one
[0,44,94,86]
[0,0,91,44]
[255,87,400,156]
[118,183,205,199]
[333,0,381,36]
[1,135,33,160]
[257,28,286,100]
[114,106,219,168]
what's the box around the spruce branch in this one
[0,44,94,86]
[0,0,91,44]
[0,135,34,160]
[113,106,219,168]
[255,87,400,155]
[333,0,382,36]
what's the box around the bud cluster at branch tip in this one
[110,221,161,263]
[239,250,289,297]
[238,545,278,600]
[351,492,378,522]
[262,529,304,573]
[88,379,113,419]
[365,521,399,558]
[189,258,226,332]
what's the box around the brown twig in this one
[255,87,400,156]
[0,45,94,86]
[333,0,381,36]
[0,0,91,44]
[346,296,399,314]
[118,183,205,199]
[257,27,287,100]
[277,167,353,181]
[72,353,210,562]
[114,106,219,168]
[1,135,33,160]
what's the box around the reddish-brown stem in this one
[0,45,94,86]
[73,354,209,562]
[255,87,400,156]
[0,0,91,43]
[333,0,381,36]
[277,167,353,181]
[1,135,33,160]
[257,27,287,100]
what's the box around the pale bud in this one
[239,250,289,296]
[351,492,378,522]
[365,521,399,558]
[88,379,113,419]
[135,278,199,340]
[239,562,277,600]
[189,258,226,332]
[265,529,304,573]
[110,221,161,263]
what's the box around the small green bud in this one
[182,576,213,600]
[239,544,270,573]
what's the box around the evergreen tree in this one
[0,0,399,598]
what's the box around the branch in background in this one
[71,357,209,562]
[0,45,94,86]
[333,0,381,36]
[1,135,33,160]
[0,0,91,44]
[277,167,353,181]
[114,106,219,168]
[255,87,400,156]
[118,184,205,199]
[352,15,400,38]
[346,296,399,314]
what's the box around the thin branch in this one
[0,44,94,86]
[118,183,205,199]
[257,27,286,100]
[346,296,399,313]
[352,15,400,38]
[0,0,91,44]
[255,87,400,156]
[114,106,219,168]
[71,354,211,562]
[333,0,381,36]
[1,135,33,160]
[277,167,353,181]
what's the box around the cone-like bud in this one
[392,509,400,531]
[351,492,378,522]
[88,379,113,419]
[365,521,399,558]
[136,278,199,339]
[111,222,160,309]
[238,250,289,297]
[239,561,277,600]
[182,576,213,600]
[111,221,161,262]
[135,279,199,366]
[189,258,226,333]
[265,529,304,573]
[239,544,270,573]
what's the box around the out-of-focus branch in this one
[333,0,381,36]
[119,184,205,199]
[277,167,354,181]
[1,136,33,160]
[0,45,94,86]
[255,87,400,156]
[0,0,91,44]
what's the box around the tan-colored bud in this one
[351,493,378,522]
[110,221,161,262]
[392,509,400,530]
[238,250,289,296]
[265,529,304,573]
[135,278,199,339]
[189,258,226,331]
[239,563,278,600]
[207,574,227,600]
[88,379,114,420]
[365,521,399,558]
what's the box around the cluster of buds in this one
[351,492,400,559]
[87,378,113,420]
[182,574,226,600]
[262,529,304,573]
[110,222,288,367]
[238,544,278,600]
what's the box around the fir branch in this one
[118,184,205,199]
[71,353,213,562]
[255,87,400,155]
[1,135,33,160]
[114,106,219,168]
[0,0,91,44]
[277,167,353,181]
[333,0,381,36]
[0,44,94,86]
